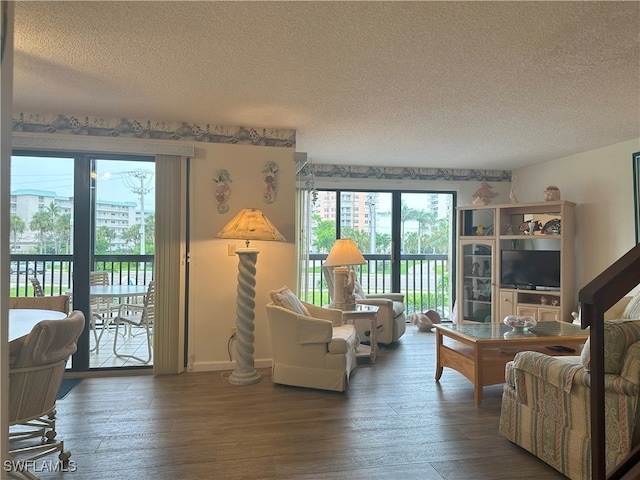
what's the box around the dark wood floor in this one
[36,325,566,479]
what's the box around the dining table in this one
[9,308,68,341]
[66,284,149,299]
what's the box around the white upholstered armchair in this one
[323,265,406,344]
[266,286,358,392]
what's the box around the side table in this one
[341,304,379,364]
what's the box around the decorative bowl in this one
[503,315,537,332]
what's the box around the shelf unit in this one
[456,200,575,324]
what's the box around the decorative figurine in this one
[542,218,561,235]
[509,175,518,204]
[213,169,232,213]
[471,182,499,205]
[471,262,480,276]
[544,185,561,201]
[519,221,541,235]
[262,161,279,204]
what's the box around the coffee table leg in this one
[474,346,483,406]
[474,385,483,406]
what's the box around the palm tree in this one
[400,202,419,253]
[121,224,141,253]
[10,215,26,248]
[55,213,72,254]
[30,210,54,253]
[95,226,117,254]
[413,209,438,254]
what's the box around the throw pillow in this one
[580,337,590,372]
[270,286,310,317]
[623,289,640,319]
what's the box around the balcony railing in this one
[9,254,154,297]
[304,253,450,318]
[11,253,450,319]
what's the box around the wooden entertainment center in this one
[456,200,575,324]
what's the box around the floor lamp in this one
[324,238,366,311]
[216,208,285,385]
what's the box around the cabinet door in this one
[458,240,495,323]
[499,290,515,320]
[516,305,538,320]
[538,308,560,322]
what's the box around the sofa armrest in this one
[512,351,583,392]
[605,375,640,396]
[295,316,333,344]
[356,298,394,320]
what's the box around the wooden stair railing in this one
[579,244,640,480]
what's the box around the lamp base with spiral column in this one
[229,248,261,385]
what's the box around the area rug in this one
[57,378,83,400]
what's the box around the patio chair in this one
[29,277,44,297]
[8,311,85,476]
[88,270,116,354]
[113,281,154,364]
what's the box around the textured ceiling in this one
[11,1,640,170]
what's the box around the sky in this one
[11,156,155,210]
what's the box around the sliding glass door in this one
[306,189,454,317]
[9,152,155,370]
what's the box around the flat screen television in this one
[500,250,561,290]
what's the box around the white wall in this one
[513,138,640,291]
[187,143,296,372]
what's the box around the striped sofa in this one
[499,317,640,479]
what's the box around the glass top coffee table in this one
[434,321,589,406]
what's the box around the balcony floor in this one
[85,324,153,369]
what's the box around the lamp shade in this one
[216,208,285,243]
[324,239,366,266]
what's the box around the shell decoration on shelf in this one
[541,218,561,235]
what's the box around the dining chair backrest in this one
[10,311,85,423]
[89,271,110,286]
[9,295,70,314]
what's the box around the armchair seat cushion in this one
[328,325,357,354]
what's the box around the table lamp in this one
[216,208,285,385]
[324,238,366,310]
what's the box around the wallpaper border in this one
[309,164,512,182]
[12,112,296,148]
